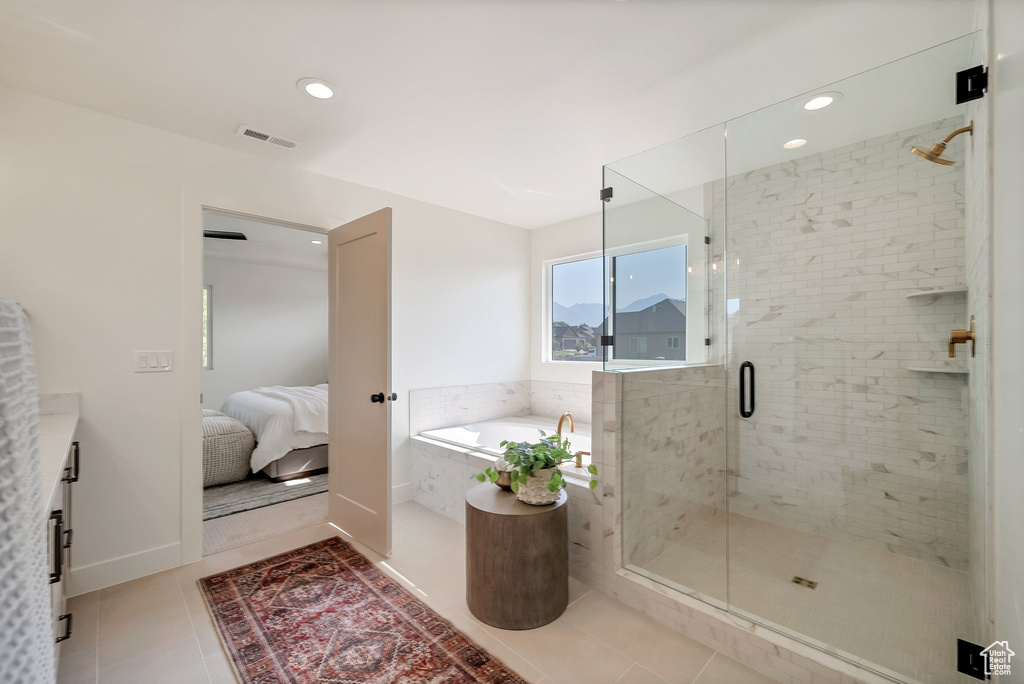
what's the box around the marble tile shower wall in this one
[711,116,971,569]
[409,380,591,436]
[620,367,726,569]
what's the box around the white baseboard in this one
[392,482,412,504]
[66,541,182,597]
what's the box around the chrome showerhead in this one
[910,121,973,165]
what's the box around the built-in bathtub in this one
[411,414,592,522]
[420,415,592,459]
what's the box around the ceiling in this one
[0,0,975,228]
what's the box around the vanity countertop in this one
[38,393,80,516]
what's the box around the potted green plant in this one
[475,430,599,505]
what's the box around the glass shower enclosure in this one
[605,34,984,684]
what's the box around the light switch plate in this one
[134,351,173,373]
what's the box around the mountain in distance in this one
[552,301,604,327]
[553,293,684,326]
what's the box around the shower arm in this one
[942,123,974,143]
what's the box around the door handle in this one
[739,361,755,418]
[370,392,385,404]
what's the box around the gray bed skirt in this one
[260,444,328,482]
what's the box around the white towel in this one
[0,299,56,683]
[251,384,329,434]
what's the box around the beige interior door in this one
[328,208,392,556]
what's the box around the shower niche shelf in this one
[907,366,969,374]
[906,285,968,298]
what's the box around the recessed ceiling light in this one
[296,78,335,100]
[311,240,323,244]
[801,91,842,111]
[783,138,807,150]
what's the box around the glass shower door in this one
[722,35,978,683]
[603,125,726,608]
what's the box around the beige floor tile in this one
[174,549,245,596]
[98,568,180,603]
[57,647,97,684]
[614,663,672,684]
[567,576,592,606]
[98,636,209,684]
[182,588,224,660]
[482,617,633,684]
[563,591,714,683]
[203,649,239,684]
[692,653,779,684]
[97,585,194,669]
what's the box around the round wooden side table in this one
[465,483,569,630]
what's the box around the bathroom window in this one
[545,240,696,365]
[548,255,602,363]
[608,243,687,363]
[202,285,213,370]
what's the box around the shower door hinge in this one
[956,65,988,104]
[704,236,710,245]
[600,187,613,202]
[704,338,711,346]
[600,335,614,346]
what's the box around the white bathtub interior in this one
[419,415,592,461]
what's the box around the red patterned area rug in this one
[199,537,527,683]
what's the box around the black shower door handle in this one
[739,361,755,418]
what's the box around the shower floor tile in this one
[640,512,975,684]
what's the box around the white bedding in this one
[220,384,328,473]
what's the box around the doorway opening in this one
[199,209,330,556]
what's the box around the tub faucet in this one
[557,412,574,437]
[557,412,588,468]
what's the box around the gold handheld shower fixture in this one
[911,121,973,165]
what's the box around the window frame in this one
[543,250,603,365]
[202,284,213,370]
[605,235,693,367]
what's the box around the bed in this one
[219,384,329,481]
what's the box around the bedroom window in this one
[203,285,213,370]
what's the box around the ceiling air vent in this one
[235,125,300,149]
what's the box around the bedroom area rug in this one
[199,537,527,683]
[203,472,328,521]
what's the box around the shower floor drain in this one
[791,576,818,590]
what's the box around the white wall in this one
[201,242,328,410]
[0,84,530,593]
[991,0,1024,670]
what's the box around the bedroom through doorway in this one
[200,209,331,556]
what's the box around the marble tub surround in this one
[409,381,531,436]
[409,380,590,438]
[410,434,594,524]
[712,116,971,570]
